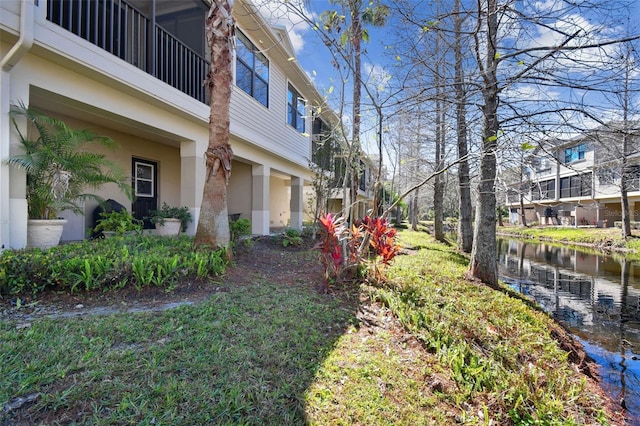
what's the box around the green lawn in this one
[0,231,622,425]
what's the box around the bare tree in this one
[453,0,473,252]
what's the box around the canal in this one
[497,237,640,422]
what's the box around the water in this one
[497,238,640,422]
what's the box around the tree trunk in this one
[469,0,499,288]
[621,155,631,238]
[454,0,473,253]
[349,0,363,223]
[519,194,527,227]
[620,49,632,239]
[411,188,419,231]
[194,0,234,249]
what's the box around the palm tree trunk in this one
[195,0,234,249]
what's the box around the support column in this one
[252,164,270,235]
[1,71,29,249]
[290,176,303,231]
[180,140,204,235]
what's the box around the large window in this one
[288,84,306,133]
[236,31,269,107]
[564,143,588,163]
[560,173,592,198]
[531,179,555,201]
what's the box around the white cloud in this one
[254,0,314,53]
[364,62,391,88]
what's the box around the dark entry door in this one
[132,158,158,229]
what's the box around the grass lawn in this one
[0,231,625,425]
[497,225,640,258]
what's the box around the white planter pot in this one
[27,219,68,249]
[155,218,182,236]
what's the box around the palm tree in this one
[7,102,129,220]
[194,0,235,249]
[321,0,389,222]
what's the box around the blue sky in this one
[256,0,392,155]
[257,0,640,157]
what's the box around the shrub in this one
[0,235,227,296]
[282,228,303,247]
[230,218,252,243]
[148,202,193,232]
[93,210,143,236]
[316,213,400,290]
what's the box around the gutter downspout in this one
[1,0,36,71]
[1,0,36,250]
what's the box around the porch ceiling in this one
[29,87,187,147]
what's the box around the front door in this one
[132,158,158,229]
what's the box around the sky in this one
[255,0,640,161]
[255,0,392,156]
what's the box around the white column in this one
[289,176,304,231]
[252,164,270,235]
[1,70,29,249]
[180,140,204,235]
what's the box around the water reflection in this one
[497,238,640,422]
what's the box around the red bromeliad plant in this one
[316,212,400,290]
[362,215,401,265]
[317,212,345,289]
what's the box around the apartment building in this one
[1,0,341,249]
[506,123,640,227]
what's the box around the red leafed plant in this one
[316,212,345,290]
[316,212,400,291]
[361,215,401,265]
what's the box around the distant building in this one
[505,123,640,227]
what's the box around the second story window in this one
[564,143,587,163]
[236,31,269,107]
[288,84,306,133]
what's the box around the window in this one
[564,143,587,163]
[236,31,269,107]
[625,165,640,191]
[559,173,592,198]
[597,168,616,185]
[312,117,336,171]
[288,84,305,133]
[530,179,555,200]
[134,161,155,197]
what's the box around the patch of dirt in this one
[0,236,323,323]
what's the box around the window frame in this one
[235,30,269,107]
[559,172,592,198]
[287,83,306,133]
[563,143,587,164]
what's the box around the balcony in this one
[46,0,209,104]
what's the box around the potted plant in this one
[6,103,131,248]
[93,210,143,237]
[148,203,193,236]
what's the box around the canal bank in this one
[384,230,627,424]
[497,226,640,258]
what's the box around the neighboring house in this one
[0,0,337,249]
[505,123,640,227]
[305,117,376,222]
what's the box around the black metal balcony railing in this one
[46,0,208,104]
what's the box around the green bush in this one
[282,228,303,247]
[0,235,227,296]
[93,210,143,235]
[230,218,252,243]
[148,202,193,232]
